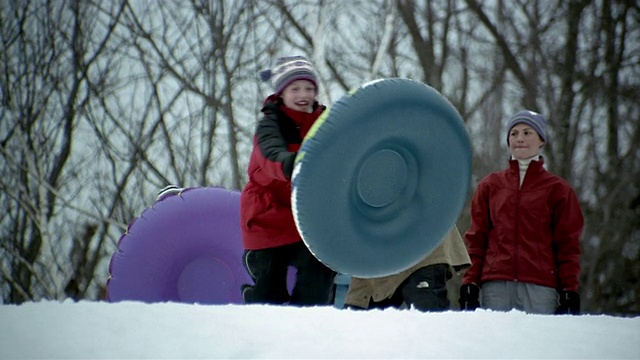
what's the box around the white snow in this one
[1,300,638,359]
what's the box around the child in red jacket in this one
[459,110,584,314]
[240,56,335,306]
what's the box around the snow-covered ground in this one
[1,300,638,359]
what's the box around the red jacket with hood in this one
[462,158,584,291]
[240,95,325,250]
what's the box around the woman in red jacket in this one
[240,56,335,306]
[459,110,584,314]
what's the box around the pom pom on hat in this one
[259,69,272,82]
[259,55,318,95]
[506,110,547,145]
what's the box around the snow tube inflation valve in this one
[292,78,471,278]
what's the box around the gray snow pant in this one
[481,280,558,314]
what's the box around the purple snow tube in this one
[107,187,251,304]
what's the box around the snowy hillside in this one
[1,301,638,359]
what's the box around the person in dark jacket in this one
[459,110,584,315]
[240,55,335,306]
[345,226,471,312]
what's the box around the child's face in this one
[281,80,316,113]
[508,123,544,160]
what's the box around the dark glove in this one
[556,290,580,315]
[459,283,480,311]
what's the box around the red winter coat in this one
[462,158,584,291]
[240,95,326,250]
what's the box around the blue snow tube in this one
[292,78,471,278]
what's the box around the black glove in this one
[556,290,580,315]
[459,283,480,311]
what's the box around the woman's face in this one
[508,123,545,160]
[281,80,316,113]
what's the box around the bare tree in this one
[116,1,257,191]
[0,0,128,303]
[577,0,640,314]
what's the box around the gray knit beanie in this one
[506,110,547,145]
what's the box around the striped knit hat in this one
[259,55,318,95]
[506,110,547,145]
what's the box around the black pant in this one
[242,242,336,306]
[367,263,452,311]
